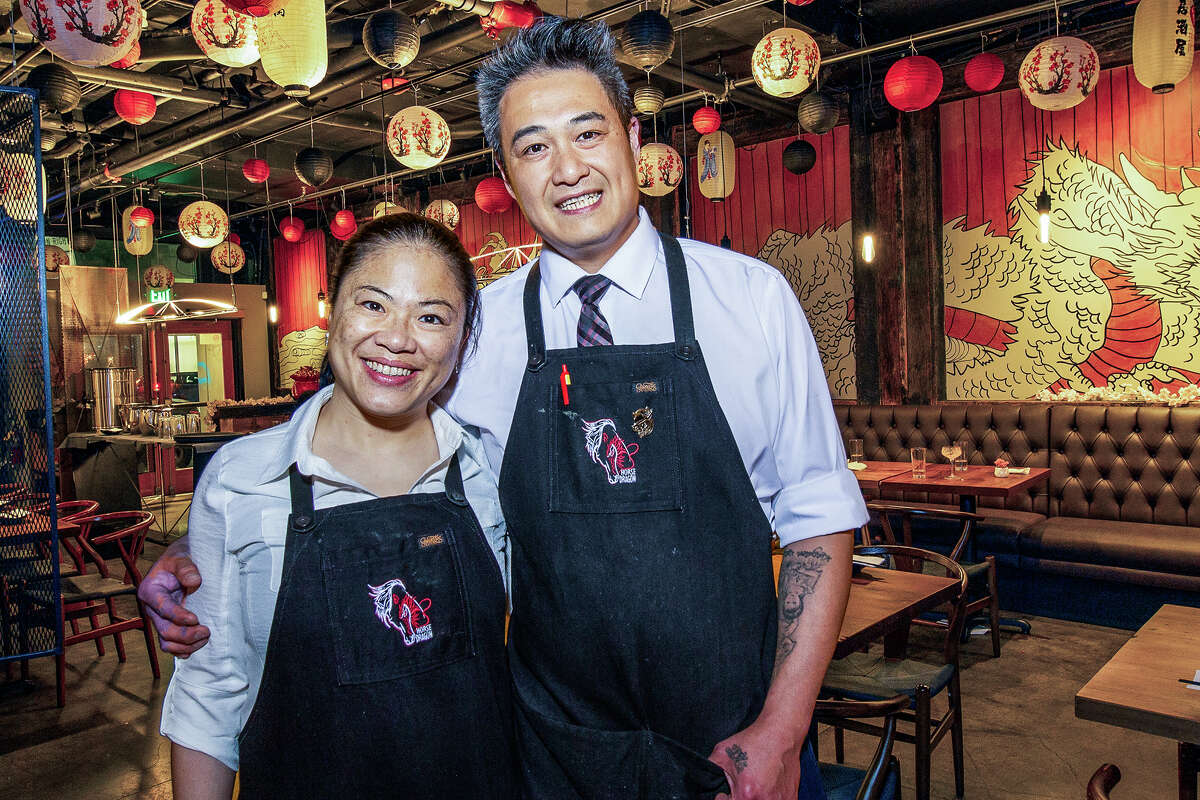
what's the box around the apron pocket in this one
[321,528,474,685]
[549,376,683,514]
[644,730,730,800]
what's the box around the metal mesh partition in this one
[0,86,61,664]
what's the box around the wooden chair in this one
[1087,764,1121,799]
[822,545,970,800]
[815,694,908,800]
[865,502,1001,658]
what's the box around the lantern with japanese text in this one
[636,142,683,197]
[884,55,943,111]
[692,106,721,134]
[964,52,1005,93]
[424,199,459,230]
[178,200,230,247]
[191,0,260,69]
[751,28,820,98]
[256,0,326,97]
[1018,36,1099,111]
[242,157,269,183]
[1133,0,1194,94]
[474,176,512,214]
[279,215,304,242]
[113,89,156,125]
[387,105,451,169]
[18,0,142,67]
[697,131,735,200]
[211,240,245,274]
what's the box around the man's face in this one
[497,68,641,273]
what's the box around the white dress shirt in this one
[447,207,867,546]
[159,385,507,771]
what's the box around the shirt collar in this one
[540,206,662,308]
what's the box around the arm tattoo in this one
[774,546,832,665]
[725,744,749,773]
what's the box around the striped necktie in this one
[573,274,613,347]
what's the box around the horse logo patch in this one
[367,578,433,646]
[581,417,639,484]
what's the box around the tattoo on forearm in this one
[725,744,749,773]
[774,546,832,666]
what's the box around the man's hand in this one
[138,538,210,657]
[708,718,802,800]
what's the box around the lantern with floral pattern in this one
[18,0,143,67]
[751,27,820,98]
[636,142,683,197]
[178,200,230,247]
[387,105,451,169]
[191,0,259,69]
[424,199,460,230]
[211,240,245,274]
[1018,36,1099,111]
[143,264,175,289]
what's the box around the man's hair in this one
[476,16,634,163]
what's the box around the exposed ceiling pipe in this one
[430,0,543,37]
[8,51,228,105]
[618,53,792,119]
[137,36,205,63]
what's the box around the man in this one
[143,17,867,799]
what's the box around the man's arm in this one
[171,743,235,800]
[139,535,212,656]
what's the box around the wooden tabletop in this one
[1076,604,1200,745]
[850,461,915,491]
[877,463,1050,499]
[836,566,959,658]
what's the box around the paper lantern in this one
[782,139,816,175]
[25,63,81,113]
[474,176,512,214]
[279,215,305,242]
[697,131,735,200]
[176,243,199,263]
[18,0,142,66]
[143,264,175,289]
[72,229,96,253]
[178,200,230,247]
[129,205,154,227]
[424,199,459,230]
[110,40,140,68]
[242,157,269,183]
[222,0,285,17]
[191,0,260,69]
[228,232,241,245]
[121,205,153,254]
[636,142,683,197]
[797,90,838,134]
[362,9,419,70]
[40,129,62,152]
[785,0,814,4]
[257,0,327,97]
[331,209,357,239]
[1019,36,1099,111]
[751,27,820,98]
[45,245,69,273]
[633,85,664,115]
[211,240,245,274]
[386,105,451,169]
[964,52,1005,93]
[619,10,674,71]
[1133,0,1194,94]
[372,201,399,218]
[884,55,943,111]
[293,146,333,187]
[0,155,44,222]
[113,89,156,125]
[692,106,721,134]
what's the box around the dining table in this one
[872,463,1050,514]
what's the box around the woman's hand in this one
[138,537,212,657]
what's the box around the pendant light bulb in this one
[267,304,278,324]
[317,290,327,319]
[861,233,876,263]
[1036,189,1051,244]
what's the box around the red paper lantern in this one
[113,89,156,125]
[242,157,270,183]
[381,76,409,91]
[784,0,814,4]
[692,106,721,135]
[883,55,943,112]
[223,0,286,16]
[111,41,141,69]
[228,232,241,245]
[130,205,155,227]
[964,52,1005,93]
[475,176,512,214]
[331,209,357,239]
[279,215,305,242]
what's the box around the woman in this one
[160,213,516,800]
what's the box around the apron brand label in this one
[367,578,434,646]
[581,417,639,484]
[632,407,654,438]
[634,381,658,393]
[419,533,445,548]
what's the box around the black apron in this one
[237,454,517,800]
[499,233,824,799]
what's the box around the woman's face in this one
[327,244,466,425]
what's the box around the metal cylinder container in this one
[88,367,136,430]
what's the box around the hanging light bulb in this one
[1037,189,1051,244]
[317,290,327,319]
[861,233,875,263]
[267,304,279,324]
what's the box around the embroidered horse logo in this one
[367,578,433,646]
[581,417,639,484]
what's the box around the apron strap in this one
[288,464,316,532]
[443,452,469,507]
[522,261,547,372]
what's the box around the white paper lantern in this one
[636,142,683,197]
[211,240,245,273]
[373,201,399,218]
[178,200,230,247]
[1134,0,1195,94]
[424,199,459,230]
[18,0,143,67]
[1019,36,1100,111]
[697,131,736,200]
[192,0,259,69]
[121,205,154,255]
[751,27,820,98]
[256,0,326,97]
[386,105,451,169]
[633,85,664,114]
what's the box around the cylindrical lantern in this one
[18,0,142,67]
[751,27,821,98]
[619,10,675,71]
[386,105,451,169]
[372,201,398,218]
[424,199,460,230]
[883,55,943,111]
[797,90,838,134]
[1133,0,1194,94]
[211,240,245,274]
[110,40,140,68]
[697,131,735,200]
[964,52,1005,93]
[130,205,154,227]
[25,63,82,114]
[176,243,199,263]
[279,215,305,242]
[474,176,512,214]
[362,9,419,70]
[256,0,327,97]
[636,142,683,197]
[782,139,817,175]
[191,0,260,69]
[242,157,270,183]
[633,85,664,114]
[692,106,721,134]
[1019,36,1100,111]
[113,89,156,125]
[331,209,357,239]
[45,245,69,273]
[178,200,230,247]
[72,229,96,253]
[143,264,175,289]
[121,205,153,254]
[222,0,285,17]
[294,147,333,187]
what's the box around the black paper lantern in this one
[797,91,839,135]
[782,139,817,175]
[176,243,199,263]
[619,10,675,71]
[72,229,96,253]
[294,147,334,187]
[26,63,82,114]
[40,128,62,152]
[363,9,420,70]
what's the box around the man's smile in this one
[557,191,602,213]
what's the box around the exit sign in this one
[148,287,172,303]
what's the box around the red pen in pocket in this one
[560,364,571,406]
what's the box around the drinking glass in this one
[910,447,926,479]
[940,443,962,480]
[848,438,864,465]
[953,439,970,473]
